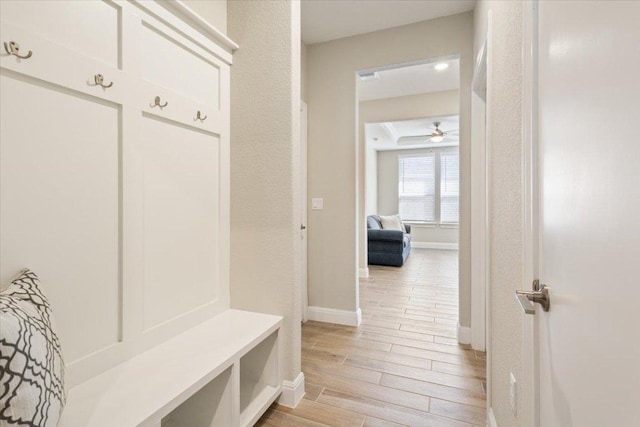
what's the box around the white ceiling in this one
[366,115,459,151]
[358,58,459,101]
[301,0,476,45]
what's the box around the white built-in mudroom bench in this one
[0,1,282,426]
[61,310,281,427]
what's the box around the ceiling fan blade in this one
[397,135,431,144]
[407,134,434,139]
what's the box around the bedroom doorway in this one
[358,56,461,277]
[356,54,475,350]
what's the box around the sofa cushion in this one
[367,229,404,243]
[367,215,382,230]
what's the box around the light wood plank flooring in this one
[257,249,486,427]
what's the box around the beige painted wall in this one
[360,90,460,252]
[227,0,301,383]
[181,0,227,34]
[301,41,308,102]
[474,1,526,425]
[376,148,459,246]
[307,13,473,324]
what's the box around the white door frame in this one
[471,43,488,354]
[522,2,539,426]
[471,11,493,421]
[301,101,309,322]
[471,12,494,355]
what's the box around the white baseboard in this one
[457,323,471,345]
[488,407,498,427]
[307,306,362,327]
[359,267,369,278]
[278,372,305,408]
[412,242,459,250]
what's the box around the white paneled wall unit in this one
[0,1,281,426]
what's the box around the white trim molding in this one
[278,372,305,408]
[471,36,489,355]
[412,242,459,250]
[158,1,239,51]
[488,407,498,427]
[359,267,370,278]
[307,307,362,327]
[457,323,472,345]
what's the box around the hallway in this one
[257,249,486,426]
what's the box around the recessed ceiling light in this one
[434,62,449,71]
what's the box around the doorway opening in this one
[357,56,463,320]
[352,56,486,422]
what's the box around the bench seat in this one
[59,309,282,427]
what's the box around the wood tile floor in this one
[256,249,486,427]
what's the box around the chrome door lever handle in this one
[515,284,550,314]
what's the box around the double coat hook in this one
[153,96,168,108]
[195,111,207,122]
[4,41,32,59]
[94,74,113,88]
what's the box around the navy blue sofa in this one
[367,215,412,267]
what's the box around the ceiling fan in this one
[397,121,459,145]
[427,121,447,142]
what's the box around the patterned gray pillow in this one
[0,269,66,426]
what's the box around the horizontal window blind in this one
[398,154,436,222]
[440,149,460,223]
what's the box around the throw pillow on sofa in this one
[379,214,407,232]
[0,269,66,426]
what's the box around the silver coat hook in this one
[4,41,32,59]
[195,111,207,122]
[153,96,168,108]
[94,74,113,88]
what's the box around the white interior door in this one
[301,101,308,322]
[529,2,640,426]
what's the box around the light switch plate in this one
[311,198,323,210]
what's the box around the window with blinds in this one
[397,149,459,224]
[398,154,436,222]
[440,150,460,223]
